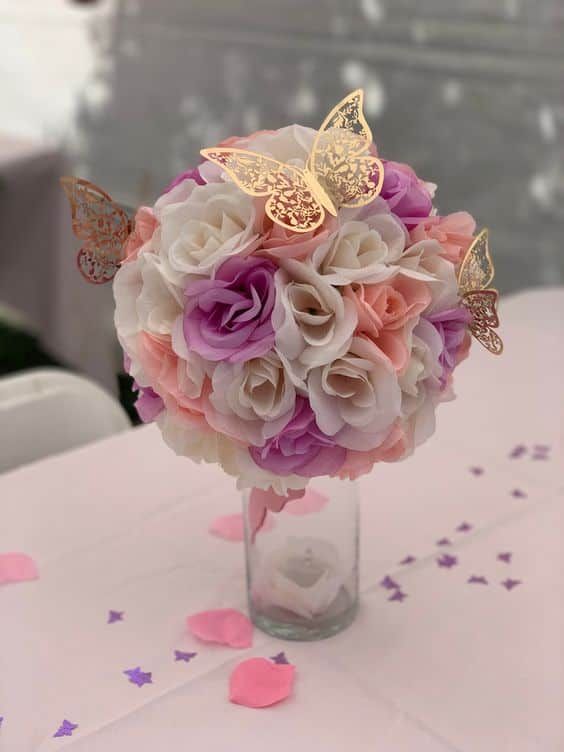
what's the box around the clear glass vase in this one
[243,478,359,641]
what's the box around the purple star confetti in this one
[497,552,512,563]
[399,555,416,566]
[380,575,399,590]
[502,578,522,591]
[124,667,152,687]
[270,652,290,665]
[107,610,124,624]
[509,445,527,459]
[437,554,458,569]
[468,575,488,585]
[388,589,407,602]
[456,522,473,533]
[533,444,550,452]
[469,466,484,476]
[174,650,197,663]
[511,488,527,499]
[436,537,451,546]
[532,452,548,461]
[53,720,78,738]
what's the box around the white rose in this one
[113,254,149,385]
[399,318,444,446]
[244,124,316,166]
[170,315,207,400]
[312,213,407,285]
[157,408,245,477]
[156,180,259,279]
[158,408,308,496]
[208,350,300,445]
[308,336,402,450]
[273,262,357,376]
[137,254,183,337]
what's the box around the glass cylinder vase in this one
[243,478,359,641]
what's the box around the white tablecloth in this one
[0,288,562,752]
[0,134,119,392]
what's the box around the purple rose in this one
[183,256,276,363]
[135,386,165,423]
[426,306,471,387]
[162,166,205,194]
[381,160,432,228]
[249,398,346,477]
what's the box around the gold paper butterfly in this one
[458,228,503,355]
[200,89,384,233]
[61,177,132,284]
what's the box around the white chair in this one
[0,368,131,473]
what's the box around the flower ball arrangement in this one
[62,90,502,502]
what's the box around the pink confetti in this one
[229,657,295,708]
[0,553,38,585]
[187,608,253,648]
[285,487,329,516]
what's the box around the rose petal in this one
[285,487,329,516]
[187,609,253,648]
[248,487,304,542]
[209,514,245,542]
[209,513,275,542]
[0,553,39,585]
[229,657,295,708]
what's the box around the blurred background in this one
[0,0,563,405]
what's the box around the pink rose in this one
[409,212,476,265]
[344,276,431,372]
[258,215,338,262]
[136,331,209,417]
[122,207,158,263]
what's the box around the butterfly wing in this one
[200,148,324,232]
[309,89,384,209]
[61,177,131,284]
[457,228,495,295]
[462,289,503,354]
[318,154,384,208]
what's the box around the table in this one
[0,288,562,752]
[0,134,118,392]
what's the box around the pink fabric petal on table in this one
[209,514,245,542]
[187,609,253,648]
[0,553,39,584]
[209,513,274,542]
[285,487,329,516]
[229,657,295,708]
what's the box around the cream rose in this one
[312,212,407,285]
[308,336,402,450]
[399,318,444,446]
[156,180,259,279]
[157,408,308,496]
[244,125,316,166]
[273,261,357,376]
[136,253,183,337]
[208,350,300,445]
